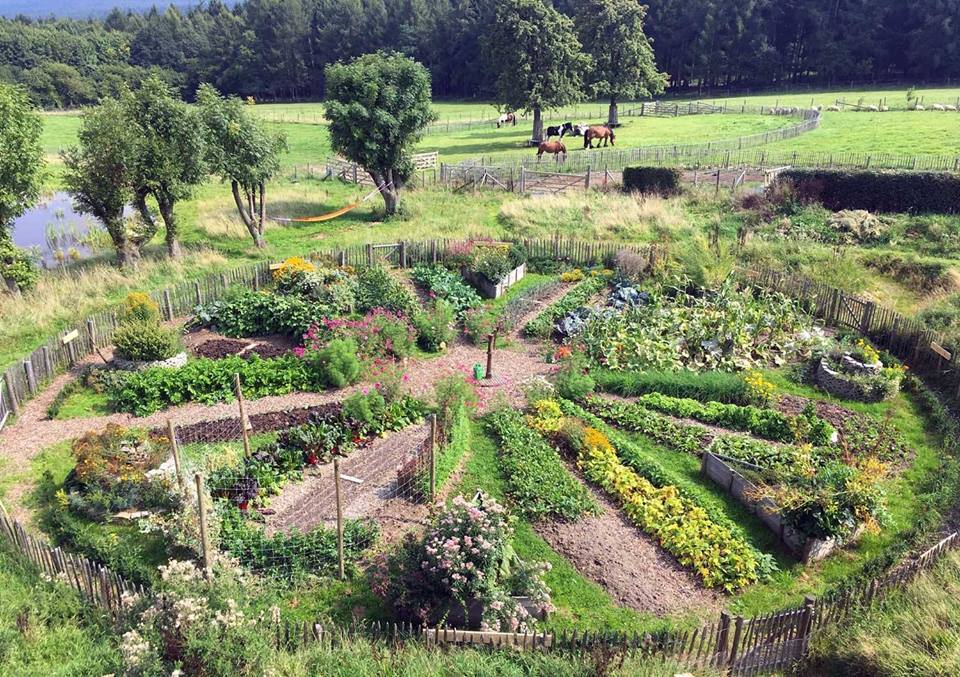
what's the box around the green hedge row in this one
[777,169,960,214]
[417,405,472,497]
[622,167,683,196]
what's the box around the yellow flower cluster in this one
[855,338,880,365]
[743,370,776,405]
[560,268,585,282]
[575,424,760,591]
[526,399,565,434]
[272,256,315,282]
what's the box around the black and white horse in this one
[546,122,574,139]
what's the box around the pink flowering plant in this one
[301,308,415,362]
[371,492,553,631]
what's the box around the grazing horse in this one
[537,141,567,162]
[546,122,575,139]
[583,125,615,149]
[497,112,517,128]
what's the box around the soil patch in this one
[161,403,340,445]
[535,477,719,616]
[194,338,249,359]
[264,423,431,537]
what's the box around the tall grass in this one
[805,550,960,676]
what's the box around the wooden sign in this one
[61,329,79,345]
[931,341,952,360]
[268,263,283,271]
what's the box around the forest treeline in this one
[2,0,959,108]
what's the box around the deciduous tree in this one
[197,84,287,249]
[123,75,206,258]
[575,0,668,126]
[62,99,156,269]
[484,0,587,142]
[324,52,436,216]
[0,83,44,293]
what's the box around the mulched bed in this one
[158,403,340,445]
[193,338,249,359]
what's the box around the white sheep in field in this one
[825,105,841,112]
[913,104,925,111]
[933,103,946,111]
[946,105,958,111]
[863,105,879,112]
[879,105,889,112]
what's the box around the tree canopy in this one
[576,0,668,125]
[197,83,287,249]
[123,75,206,257]
[0,83,43,239]
[324,52,436,215]
[485,0,587,140]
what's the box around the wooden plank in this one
[931,341,952,360]
[61,329,79,345]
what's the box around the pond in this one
[11,192,114,267]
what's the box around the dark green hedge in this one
[622,167,682,195]
[777,169,960,214]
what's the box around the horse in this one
[546,122,574,139]
[497,112,517,128]
[537,141,567,162]
[583,125,615,149]
[563,123,588,138]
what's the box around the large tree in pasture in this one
[324,52,436,216]
[62,99,157,269]
[576,0,668,126]
[196,84,287,249]
[0,83,44,293]
[123,75,206,258]
[485,0,588,143]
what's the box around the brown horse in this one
[583,125,615,149]
[537,141,567,162]
[497,112,517,128]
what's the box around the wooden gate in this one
[521,169,588,194]
[834,293,870,331]
[442,165,515,192]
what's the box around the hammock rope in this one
[271,180,392,224]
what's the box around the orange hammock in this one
[271,182,390,224]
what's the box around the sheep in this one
[825,105,841,112]
[879,105,889,112]
[946,105,958,112]
[913,104,925,111]
[863,105,879,112]
[933,103,946,111]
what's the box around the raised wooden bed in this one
[700,452,862,563]
[461,263,526,299]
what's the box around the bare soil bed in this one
[264,423,431,537]
[184,329,298,360]
[535,477,719,616]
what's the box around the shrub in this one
[486,407,596,521]
[121,291,161,323]
[306,337,362,388]
[112,319,180,362]
[776,169,960,214]
[355,265,416,314]
[622,166,682,196]
[554,359,596,401]
[434,374,478,444]
[315,308,416,360]
[0,239,39,292]
[371,493,552,630]
[594,368,752,404]
[413,299,455,352]
[272,255,315,292]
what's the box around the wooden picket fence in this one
[0,501,145,618]
[0,238,663,431]
[742,266,960,405]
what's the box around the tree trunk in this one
[531,106,544,144]
[156,193,181,258]
[608,98,619,127]
[370,170,400,215]
[105,217,140,270]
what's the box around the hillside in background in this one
[1,1,209,18]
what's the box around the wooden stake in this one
[195,473,213,576]
[429,414,438,501]
[334,458,345,580]
[167,420,184,492]
[485,333,495,379]
[234,373,252,458]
